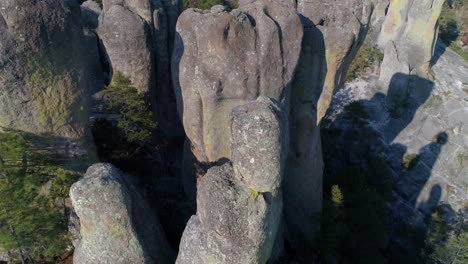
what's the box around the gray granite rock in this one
[0,0,96,167]
[71,163,174,264]
[231,97,288,192]
[377,0,445,92]
[172,0,303,164]
[177,97,286,264]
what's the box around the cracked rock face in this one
[70,163,174,264]
[172,1,303,164]
[377,0,445,92]
[176,97,286,264]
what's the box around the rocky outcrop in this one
[377,0,445,92]
[0,0,96,167]
[172,2,303,201]
[284,0,373,247]
[296,0,374,121]
[98,3,155,93]
[177,97,286,263]
[98,0,182,135]
[70,163,174,264]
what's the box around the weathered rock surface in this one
[98,4,155,93]
[0,0,96,167]
[177,97,286,263]
[296,0,374,122]
[0,0,89,137]
[70,163,174,264]
[98,0,182,135]
[172,2,303,164]
[377,0,445,92]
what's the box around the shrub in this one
[422,206,468,264]
[0,132,79,262]
[403,153,420,171]
[347,37,384,81]
[93,72,157,168]
[344,101,369,121]
[102,72,157,144]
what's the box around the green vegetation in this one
[319,167,390,264]
[0,131,79,263]
[403,153,420,171]
[347,37,384,81]
[344,101,370,121]
[439,0,468,61]
[421,206,468,264]
[93,72,156,165]
[183,0,238,10]
[27,56,87,132]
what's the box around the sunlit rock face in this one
[172,1,303,201]
[0,0,90,137]
[177,97,286,264]
[296,0,373,122]
[71,163,174,264]
[0,0,96,167]
[377,0,445,92]
[172,2,302,163]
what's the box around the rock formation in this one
[177,97,286,263]
[0,0,96,167]
[377,0,445,92]
[172,2,302,164]
[284,0,373,247]
[98,0,183,135]
[172,2,303,200]
[296,0,374,122]
[70,163,174,264]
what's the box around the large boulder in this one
[171,2,303,198]
[177,97,286,263]
[98,4,155,93]
[0,0,96,167]
[377,0,445,91]
[98,0,182,135]
[0,0,88,137]
[70,163,174,264]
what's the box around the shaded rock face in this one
[70,163,174,264]
[98,0,182,135]
[0,0,90,138]
[98,3,155,93]
[177,97,286,264]
[284,0,372,247]
[296,0,373,122]
[0,0,96,166]
[377,0,445,92]
[172,2,303,165]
